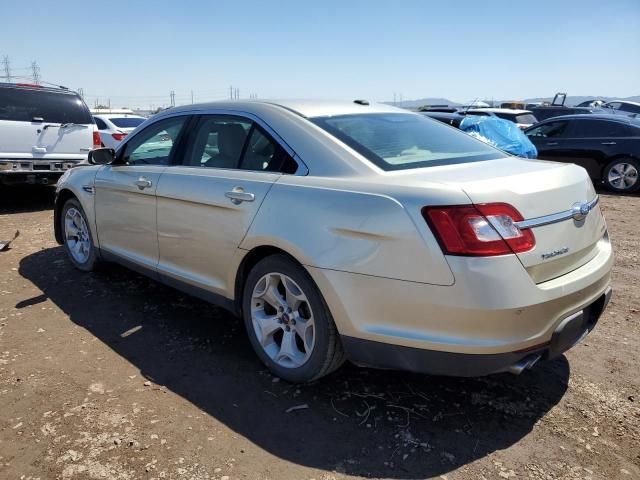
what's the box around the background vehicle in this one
[576,99,606,108]
[93,114,147,149]
[421,112,537,157]
[603,100,640,115]
[525,114,640,193]
[528,92,605,121]
[464,108,538,129]
[54,100,611,383]
[0,83,98,186]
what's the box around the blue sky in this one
[2,0,639,108]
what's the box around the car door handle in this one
[225,188,255,204]
[134,177,153,190]
[601,141,616,145]
[546,142,559,146]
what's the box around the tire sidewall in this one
[61,198,98,272]
[604,158,640,193]
[242,255,333,383]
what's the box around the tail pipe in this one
[507,353,542,375]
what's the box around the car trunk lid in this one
[410,158,607,283]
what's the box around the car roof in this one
[537,113,640,124]
[466,108,532,114]
[93,113,146,119]
[163,100,405,119]
[0,82,78,96]
[605,100,640,107]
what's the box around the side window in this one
[569,120,630,138]
[122,116,187,166]
[607,102,622,110]
[94,117,108,130]
[240,125,298,174]
[526,121,568,138]
[183,116,251,168]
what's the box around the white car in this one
[465,108,538,130]
[54,100,612,383]
[0,82,98,186]
[93,114,147,149]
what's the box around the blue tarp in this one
[459,115,538,158]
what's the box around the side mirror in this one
[88,148,115,165]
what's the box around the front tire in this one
[61,198,99,271]
[603,158,640,193]
[242,254,345,383]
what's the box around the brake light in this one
[422,203,535,256]
[111,132,127,141]
[93,130,101,148]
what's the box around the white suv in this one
[0,83,98,186]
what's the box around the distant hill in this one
[385,95,640,108]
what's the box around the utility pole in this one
[191,90,194,104]
[170,90,175,107]
[2,56,11,83]
[77,88,84,100]
[230,85,233,99]
[30,61,40,85]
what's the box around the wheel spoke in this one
[258,274,287,310]
[293,317,314,353]
[276,330,304,367]
[253,311,281,346]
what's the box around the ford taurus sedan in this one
[54,100,613,383]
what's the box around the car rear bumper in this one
[308,233,613,375]
[0,160,82,185]
[340,288,610,376]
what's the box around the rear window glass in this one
[110,117,146,128]
[311,113,506,171]
[514,114,537,124]
[0,87,92,124]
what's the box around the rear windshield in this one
[110,117,146,128]
[493,112,537,124]
[310,113,506,171]
[0,87,92,124]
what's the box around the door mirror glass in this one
[88,148,115,165]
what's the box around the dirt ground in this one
[0,186,638,480]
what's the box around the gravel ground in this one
[0,186,638,480]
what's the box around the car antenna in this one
[463,98,478,114]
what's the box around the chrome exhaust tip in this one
[507,354,542,375]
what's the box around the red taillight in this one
[111,132,127,141]
[92,130,101,148]
[422,203,535,256]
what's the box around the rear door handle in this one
[135,177,153,190]
[546,142,559,146]
[601,141,616,145]
[225,188,255,204]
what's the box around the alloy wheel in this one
[250,272,316,369]
[64,207,91,264]
[608,162,638,190]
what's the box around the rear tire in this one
[242,254,345,383]
[60,198,99,272]
[603,158,640,193]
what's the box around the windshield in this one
[310,113,506,171]
[0,87,92,124]
[110,117,146,128]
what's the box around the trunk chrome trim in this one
[514,196,599,229]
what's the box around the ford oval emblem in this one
[571,201,591,221]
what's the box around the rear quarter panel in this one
[240,176,468,286]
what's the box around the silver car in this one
[54,100,613,383]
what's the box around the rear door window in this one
[110,117,146,128]
[0,87,92,124]
[568,120,632,138]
